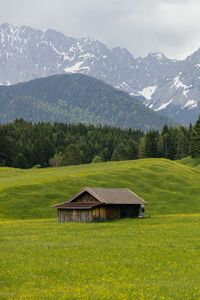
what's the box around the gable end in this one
[71,191,101,203]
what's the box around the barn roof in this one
[85,187,145,205]
[53,187,145,209]
[53,202,101,210]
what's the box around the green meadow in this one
[1,158,200,299]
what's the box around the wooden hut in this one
[53,187,146,222]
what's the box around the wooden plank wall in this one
[106,206,121,220]
[58,207,106,222]
[58,205,142,222]
[91,207,106,221]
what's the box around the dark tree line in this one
[0,117,199,169]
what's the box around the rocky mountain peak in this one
[1,23,200,124]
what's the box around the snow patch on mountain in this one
[64,61,85,73]
[152,53,165,61]
[115,82,140,96]
[80,53,95,59]
[1,23,200,124]
[154,99,173,111]
[139,86,157,100]
[171,75,193,97]
[0,81,11,86]
[171,75,188,90]
[182,100,198,110]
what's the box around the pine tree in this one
[144,131,159,158]
[63,144,81,165]
[138,137,146,158]
[190,116,200,158]
[92,155,102,163]
[0,128,6,166]
[13,153,27,168]
[49,152,64,167]
[32,136,54,167]
[111,144,128,161]
[175,127,189,159]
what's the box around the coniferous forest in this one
[0,117,200,169]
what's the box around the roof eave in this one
[127,188,146,204]
[51,187,104,209]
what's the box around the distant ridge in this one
[1,23,200,124]
[0,73,170,130]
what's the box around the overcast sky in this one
[0,0,200,59]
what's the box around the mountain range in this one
[0,23,200,124]
[0,73,168,130]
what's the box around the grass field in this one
[1,216,200,299]
[1,158,200,299]
[1,158,200,219]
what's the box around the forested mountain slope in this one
[1,23,200,124]
[0,73,169,130]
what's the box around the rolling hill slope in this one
[1,158,200,299]
[0,158,200,219]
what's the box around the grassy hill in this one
[179,156,200,168]
[0,158,200,219]
[1,215,200,299]
[1,158,200,299]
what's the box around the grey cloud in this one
[0,0,200,59]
